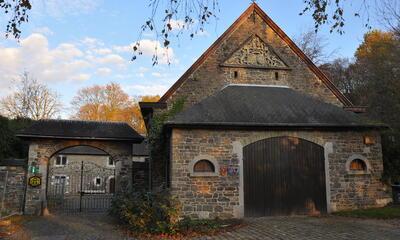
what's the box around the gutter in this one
[164,122,388,131]
[16,134,144,142]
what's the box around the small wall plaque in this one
[28,176,41,187]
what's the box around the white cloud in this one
[94,54,127,67]
[112,44,131,53]
[32,26,54,36]
[70,73,91,81]
[138,67,149,73]
[113,39,176,64]
[151,72,162,78]
[168,19,185,31]
[0,33,101,96]
[93,48,112,55]
[124,84,169,96]
[96,67,112,76]
[151,72,169,78]
[81,37,104,48]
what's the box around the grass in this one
[334,205,400,219]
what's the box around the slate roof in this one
[166,85,385,129]
[17,119,144,142]
[58,146,108,155]
[132,140,149,156]
[0,159,27,167]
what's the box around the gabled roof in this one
[166,85,384,129]
[17,119,144,142]
[159,3,352,106]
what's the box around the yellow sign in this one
[28,176,41,187]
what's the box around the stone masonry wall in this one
[165,10,342,109]
[170,129,391,219]
[0,164,26,217]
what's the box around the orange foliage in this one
[71,82,159,134]
[355,30,396,60]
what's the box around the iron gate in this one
[47,161,115,213]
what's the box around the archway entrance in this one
[243,136,327,217]
[47,146,116,213]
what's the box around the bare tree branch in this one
[294,29,337,65]
[0,72,62,120]
[376,0,400,36]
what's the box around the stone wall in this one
[0,163,26,218]
[165,10,343,109]
[132,157,149,191]
[170,128,391,219]
[24,139,132,215]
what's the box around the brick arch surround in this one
[24,139,132,215]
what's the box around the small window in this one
[194,160,215,173]
[350,159,367,171]
[53,175,69,186]
[274,71,279,80]
[55,175,66,184]
[94,177,102,186]
[107,157,115,167]
[55,155,67,166]
[364,136,375,145]
[234,71,239,78]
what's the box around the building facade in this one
[140,3,392,219]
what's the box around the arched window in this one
[189,155,219,177]
[194,160,215,173]
[346,155,371,174]
[350,159,367,171]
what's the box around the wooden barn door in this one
[243,136,327,217]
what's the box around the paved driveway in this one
[7,214,400,240]
[204,216,400,240]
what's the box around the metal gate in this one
[47,161,115,213]
[243,136,327,217]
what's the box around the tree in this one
[319,58,361,103]
[0,115,31,161]
[377,0,400,36]
[71,82,159,134]
[352,30,400,128]
[346,30,400,183]
[0,72,62,120]
[294,29,334,65]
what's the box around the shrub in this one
[109,189,182,234]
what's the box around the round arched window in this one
[193,160,215,173]
[350,159,367,171]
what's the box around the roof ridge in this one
[36,119,128,125]
[222,84,290,90]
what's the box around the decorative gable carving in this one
[221,35,289,69]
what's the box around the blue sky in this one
[0,0,383,117]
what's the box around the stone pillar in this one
[115,155,133,193]
[24,143,46,215]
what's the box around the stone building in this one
[140,3,392,219]
[17,120,144,214]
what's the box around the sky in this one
[0,0,385,118]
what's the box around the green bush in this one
[109,189,182,234]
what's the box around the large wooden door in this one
[243,136,327,217]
